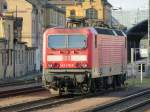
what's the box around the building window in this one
[2,53,4,66]
[29,52,30,65]
[3,2,7,10]
[30,51,32,65]
[52,10,55,25]
[70,10,76,16]
[22,50,23,64]
[30,52,32,65]
[32,51,34,65]
[9,50,12,65]
[16,51,17,64]
[89,0,94,2]
[57,12,59,25]
[86,8,98,19]
[50,9,53,24]
[55,11,57,25]
[18,50,20,64]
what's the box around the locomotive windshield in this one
[48,35,86,49]
[48,35,66,48]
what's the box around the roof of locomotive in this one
[44,27,126,37]
[89,27,126,37]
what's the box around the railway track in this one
[0,88,119,112]
[0,80,33,87]
[1,88,150,112]
[0,85,44,98]
[0,78,41,88]
[119,98,150,112]
[84,89,150,112]
[0,94,83,112]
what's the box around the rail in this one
[0,85,44,98]
[84,89,150,112]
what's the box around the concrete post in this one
[131,48,135,77]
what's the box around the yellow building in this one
[1,0,46,48]
[4,0,35,47]
[4,0,66,47]
[66,0,112,27]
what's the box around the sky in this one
[108,0,149,10]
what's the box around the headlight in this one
[71,55,87,61]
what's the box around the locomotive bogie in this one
[43,68,92,94]
[43,71,126,95]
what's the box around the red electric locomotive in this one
[42,27,127,95]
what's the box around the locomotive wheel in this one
[90,79,96,93]
[122,74,126,86]
[116,76,121,87]
[80,84,90,94]
[103,77,108,89]
[112,76,117,89]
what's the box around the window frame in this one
[47,34,87,49]
[70,10,76,17]
[86,8,98,19]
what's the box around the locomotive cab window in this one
[48,35,87,49]
[48,35,66,48]
[68,35,87,48]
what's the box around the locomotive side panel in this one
[110,36,126,75]
[92,34,127,78]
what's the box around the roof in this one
[48,0,75,5]
[44,27,126,37]
[0,15,23,21]
[127,20,148,40]
[26,0,47,7]
[103,0,112,7]
[46,3,66,13]
[17,41,27,44]
[26,47,37,50]
[66,16,87,23]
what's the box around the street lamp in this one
[111,7,122,28]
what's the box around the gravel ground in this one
[0,90,50,107]
[144,108,150,112]
[36,87,150,112]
